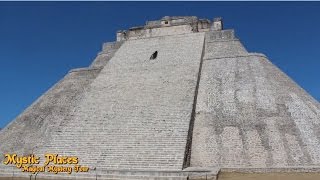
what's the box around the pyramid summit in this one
[0,16,320,179]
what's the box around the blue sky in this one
[0,2,319,128]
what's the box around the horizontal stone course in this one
[0,68,101,162]
[1,16,319,179]
[32,32,205,170]
[191,37,320,168]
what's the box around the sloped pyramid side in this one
[0,32,206,173]
[0,68,101,159]
[1,21,320,180]
[33,32,205,170]
[0,41,121,164]
[191,31,320,168]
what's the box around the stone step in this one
[0,166,216,180]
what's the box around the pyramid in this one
[0,16,320,179]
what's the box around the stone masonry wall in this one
[0,68,101,161]
[90,41,123,68]
[1,16,319,179]
[34,32,205,170]
[124,25,194,40]
[190,30,320,168]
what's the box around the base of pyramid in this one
[0,166,216,180]
[2,166,320,180]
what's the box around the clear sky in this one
[0,2,319,128]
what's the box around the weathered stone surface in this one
[191,34,320,168]
[117,16,210,41]
[34,32,205,170]
[0,68,101,161]
[0,16,319,179]
[90,41,123,68]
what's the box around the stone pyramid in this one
[0,16,319,179]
